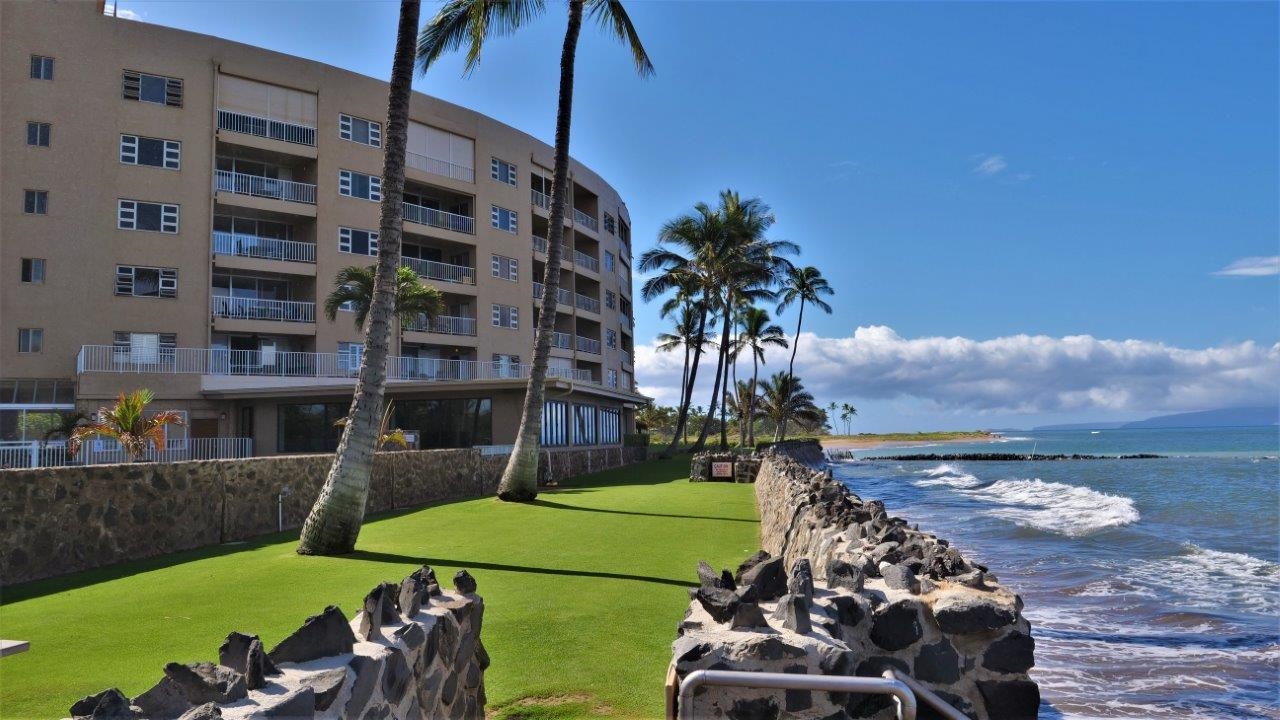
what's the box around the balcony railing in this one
[0,437,253,468]
[213,232,316,264]
[622,351,633,368]
[403,201,475,234]
[550,331,572,349]
[214,169,316,204]
[576,335,602,355]
[532,282,573,306]
[210,296,315,323]
[405,151,475,183]
[405,314,478,336]
[531,189,550,210]
[216,108,316,147]
[76,345,598,384]
[573,208,599,231]
[573,250,600,272]
[400,256,475,285]
[575,293,601,313]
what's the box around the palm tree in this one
[419,0,652,502]
[841,401,858,435]
[826,401,839,434]
[67,389,185,462]
[758,372,823,442]
[723,379,759,446]
[737,306,788,446]
[775,265,834,439]
[654,303,707,448]
[323,265,444,329]
[297,0,421,556]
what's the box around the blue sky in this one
[113,1,1279,430]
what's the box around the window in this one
[541,400,569,446]
[20,258,45,283]
[122,70,183,107]
[339,170,381,201]
[338,227,379,256]
[492,353,521,378]
[23,190,47,215]
[26,122,50,147]
[491,304,519,329]
[30,55,54,80]
[120,135,180,169]
[395,398,493,449]
[18,329,43,354]
[277,402,348,453]
[112,332,176,363]
[606,329,617,349]
[605,290,616,310]
[607,369,618,389]
[604,213,616,234]
[116,265,177,298]
[573,404,598,445]
[600,407,621,444]
[490,157,517,186]
[117,200,179,233]
[490,254,518,281]
[490,205,517,233]
[338,342,364,372]
[339,114,381,147]
[604,251,615,272]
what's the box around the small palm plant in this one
[68,389,185,462]
[335,401,408,450]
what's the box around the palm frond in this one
[586,0,654,78]
[417,0,546,76]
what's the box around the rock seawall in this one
[671,441,1038,719]
[70,568,486,720]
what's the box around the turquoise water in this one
[832,427,1279,719]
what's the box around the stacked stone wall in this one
[671,441,1038,720]
[69,568,487,720]
[689,453,761,483]
[0,446,645,586]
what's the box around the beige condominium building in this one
[0,1,643,462]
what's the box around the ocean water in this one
[830,427,1280,719]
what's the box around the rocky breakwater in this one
[670,442,1039,720]
[69,568,488,720]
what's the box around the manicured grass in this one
[0,457,760,719]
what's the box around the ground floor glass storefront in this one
[276,398,493,453]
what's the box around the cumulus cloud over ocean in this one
[635,325,1280,415]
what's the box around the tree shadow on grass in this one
[340,550,695,588]
[528,498,756,524]
[553,457,693,490]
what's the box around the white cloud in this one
[635,326,1280,416]
[103,3,142,20]
[972,154,1007,176]
[1213,256,1280,277]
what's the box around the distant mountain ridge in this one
[1033,406,1279,431]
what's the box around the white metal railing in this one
[531,189,550,210]
[532,236,572,261]
[575,293,601,313]
[214,169,316,204]
[576,335,602,354]
[533,282,573,305]
[213,232,316,264]
[0,440,68,469]
[75,346,600,384]
[573,250,600,272]
[551,331,572,349]
[0,438,253,469]
[403,201,475,234]
[210,296,316,323]
[405,314,477,336]
[216,109,316,147]
[573,207,598,231]
[405,151,475,183]
[400,256,475,285]
[622,351,633,367]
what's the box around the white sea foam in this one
[912,463,982,488]
[995,435,1033,442]
[966,478,1140,536]
[1122,543,1280,615]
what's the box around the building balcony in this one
[573,250,600,273]
[214,169,316,205]
[575,335,602,355]
[550,331,572,349]
[622,351,633,369]
[573,208,599,232]
[532,282,573,306]
[210,296,315,323]
[213,232,316,264]
[403,201,475,235]
[406,151,475,184]
[405,314,478,337]
[400,256,475,285]
[216,109,316,147]
[574,292,601,314]
[531,189,550,211]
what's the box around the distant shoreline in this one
[820,431,995,452]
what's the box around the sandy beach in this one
[820,433,997,453]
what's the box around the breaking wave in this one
[968,477,1140,536]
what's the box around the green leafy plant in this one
[68,389,185,462]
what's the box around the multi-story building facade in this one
[0,2,642,460]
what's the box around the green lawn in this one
[0,458,760,719]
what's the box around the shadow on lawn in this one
[341,550,694,588]
[529,498,756,524]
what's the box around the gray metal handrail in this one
[677,669,917,720]
[885,670,970,720]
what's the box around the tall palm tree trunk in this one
[748,352,759,446]
[662,304,707,457]
[778,297,806,441]
[692,293,733,452]
[298,0,420,555]
[497,1,582,501]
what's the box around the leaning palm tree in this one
[758,372,823,442]
[737,306,788,446]
[775,265,834,439]
[654,302,708,450]
[297,0,421,556]
[419,0,652,502]
[67,389,185,462]
[323,265,444,329]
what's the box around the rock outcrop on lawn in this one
[70,568,487,720]
[670,440,1039,720]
